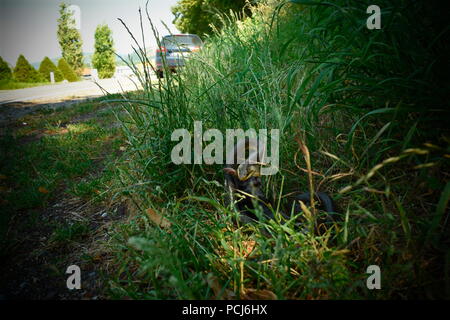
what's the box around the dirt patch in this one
[0,98,127,300]
[0,192,127,299]
[0,98,98,128]
[8,104,120,146]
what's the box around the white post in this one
[91,69,98,81]
[50,71,55,83]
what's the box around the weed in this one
[106,0,449,299]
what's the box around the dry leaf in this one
[38,186,49,194]
[206,273,235,300]
[44,128,68,135]
[119,146,126,151]
[331,249,350,256]
[242,240,256,258]
[229,240,256,258]
[145,208,171,229]
[0,174,7,179]
[242,288,277,300]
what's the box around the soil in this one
[0,196,127,300]
[0,99,126,300]
[0,98,96,128]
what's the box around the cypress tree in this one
[57,3,84,75]
[57,58,79,82]
[92,24,116,79]
[39,57,64,82]
[0,56,13,81]
[13,55,42,83]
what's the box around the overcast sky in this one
[0,0,180,65]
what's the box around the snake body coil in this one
[223,138,336,233]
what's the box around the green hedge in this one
[57,58,79,82]
[13,55,42,83]
[39,57,63,82]
[0,56,12,81]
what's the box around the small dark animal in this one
[223,138,336,234]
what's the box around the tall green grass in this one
[106,0,449,299]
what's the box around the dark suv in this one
[155,34,203,78]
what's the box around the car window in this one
[162,35,202,49]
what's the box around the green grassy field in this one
[0,96,128,298]
[104,0,449,299]
[0,79,55,90]
[1,101,120,232]
[0,0,448,299]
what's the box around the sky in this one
[0,0,180,66]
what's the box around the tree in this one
[58,58,79,82]
[13,55,42,83]
[92,24,116,79]
[171,0,252,36]
[57,3,84,75]
[0,56,13,81]
[39,57,64,82]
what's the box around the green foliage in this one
[110,0,449,299]
[0,80,48,90]
[0,98,122,252]
[171,0,252,36]
[57,58,79,82]
[13,55,42,83]
[0,56,12,81]
[50,222,90,244]
[92,24,116,79]
[38,57,63,82]
[57,2,84,75]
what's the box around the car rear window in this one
[162,35,203,49]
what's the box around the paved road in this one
[0,76,147,105]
